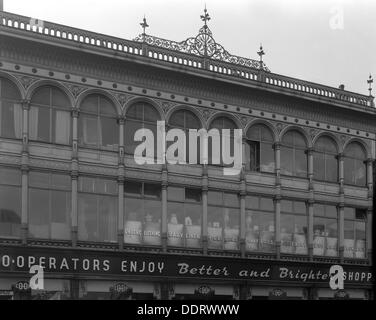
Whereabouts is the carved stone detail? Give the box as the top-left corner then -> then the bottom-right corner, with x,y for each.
64,83 -> 87,99
13,74 -> 38,89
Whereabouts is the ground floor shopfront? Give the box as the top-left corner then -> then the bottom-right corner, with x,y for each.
0,245 -> 373,300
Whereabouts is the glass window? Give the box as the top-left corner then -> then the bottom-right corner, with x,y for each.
78,177 -> 118,243
125,102 -> 160,158
208,117 -> 237,166
344,143 -> 366,186
313,204 -> 338,257
280,200 -> 307,254
344,208 -> 366,259
29,172 -> 71,240
0,78 -> 22,139
208,191 -> 239,251
79,95 -> 118,150
246,124 -> 275,173
167,186 -> 202,248
245,196 -> 275,253
168,109 -> 202,163
124,181 -> 162,246
314,136 -> 338,182
281,130 -> 307,178
29,86 -> 71,145
0,167 -> 21,238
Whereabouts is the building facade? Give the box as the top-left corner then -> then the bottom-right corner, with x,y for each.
0,8 -> 374,300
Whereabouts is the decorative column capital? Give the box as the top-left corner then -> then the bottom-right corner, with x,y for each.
21,99 -> 30,110
306,147 -> 314,156
307,199 -> 315,206
337,153 -> 345,161
118,116 -> 126,125
273,142 -> 281,150
71,108 -> 80,118
337,202 -> 345,209
366,158 -> 374,165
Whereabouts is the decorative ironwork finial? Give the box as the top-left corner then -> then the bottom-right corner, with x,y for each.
367,74 -> 373,96
200,5 -> 211,29
257,44 -> 265,63
140,15 -> 149,38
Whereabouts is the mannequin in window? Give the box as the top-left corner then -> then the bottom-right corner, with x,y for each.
246,213 -> 252,230
170,214 -> 178,225
185,216 -> 193,226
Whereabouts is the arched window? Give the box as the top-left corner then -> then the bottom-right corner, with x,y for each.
168,109 -> 201,163
0,77 -> 22,139
30,86 -> 71,144
209,116 -> 237,165
344,142 -> 366,186
281,130 -> 307,177
246,124 -> 275,173
125,102 -> 160,156
79,94 -> 118,150
313,136 -> 338,182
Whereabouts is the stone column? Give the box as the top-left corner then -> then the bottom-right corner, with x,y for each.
161,165 -> 168,252
366,208 -> 372,262
21,99 -> 30,153
307,147 -> 314,188
71,109 -> 79,159
274,195 -> 281,259
71,167 -> 78,247
366,158 -> 373,195
118,173 -> 125,250
21,164 -> 29,245
239,170 -> 246,257
202,165 -> 209,254
338,203 -> 345,263
338,153 -> 345,192
118,117 -> 125,165
307,199 -> 314,260
273,142 -> 281,186
20,100 -> 30,244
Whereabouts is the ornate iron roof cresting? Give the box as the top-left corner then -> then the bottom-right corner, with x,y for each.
133,6 -> 270,72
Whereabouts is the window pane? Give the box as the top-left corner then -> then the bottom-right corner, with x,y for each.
124,198 -> 143,245
98,195 -> 117,242
0,185 -> 21,238
29,172 -> 50,188
79,116 -> 98,146
281,147 -> 293,176
294,201 -> 306,214
51,174 -> 71,191
167,202 -> 184,247
53,110 -> 71,145
0,168 -> 21,185
52,87 -> 70,108
208,206 -> 223,250
326,155 -> 338,182
246,196 -> 259,209
208,191 -> 222,205
295,149 -> 307,177
260,198 -> 274,211
51,191 -> 71,240
99,96 -> 116,116
144,184 -> 161,199
224,193 -> 239,208
313,153 -> 325,181
144,199 -> 161,246
224,207 -> 239,250
184,203 -> 202,248
36,107 -> 51,142
100,117 -> 118,148
260,143 -> 275,173
185,188 -> 202,202
29,188 -> 50,239
78,193 -> 98,241
281,200 -> 293,213
168,187 -> 184,201
124,181 -> 142,196
1,78 -> 20,99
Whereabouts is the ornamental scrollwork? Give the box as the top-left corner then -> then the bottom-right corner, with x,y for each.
13,74 -> 38,90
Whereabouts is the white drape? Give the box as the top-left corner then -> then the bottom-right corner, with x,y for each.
29,106 -> 39,140
55,110 -> 70,144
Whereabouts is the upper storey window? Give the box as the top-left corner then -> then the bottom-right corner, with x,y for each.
30,86 -> 71,145
79,94 -> 118,150
281,130 -> 308,178
0,77 -> 22,139
344,142 -> 367,186
125,102 -> 160,157
208,116 -> 237,165
246,124 -> 275,173
168,109 -> 201,163
313,136 -> 338,182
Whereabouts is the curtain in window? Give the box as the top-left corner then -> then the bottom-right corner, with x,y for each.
82,117 -> 98,146
55,110 -> 70,144
13,103 -> 22,139
29,107 -> 39,140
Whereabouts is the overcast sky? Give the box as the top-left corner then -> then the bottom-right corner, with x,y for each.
4,0 -> 376,95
